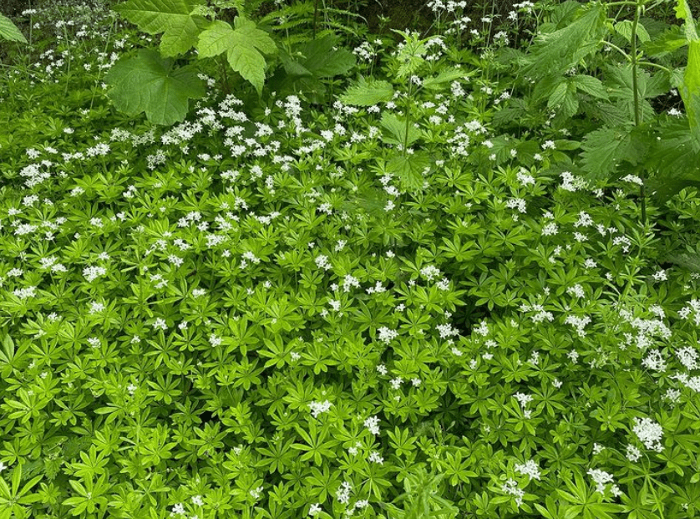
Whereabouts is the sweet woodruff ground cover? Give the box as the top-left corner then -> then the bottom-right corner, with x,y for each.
1,0 -> 700,518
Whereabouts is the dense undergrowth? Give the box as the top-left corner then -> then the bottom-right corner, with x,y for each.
2,0 -> 700,518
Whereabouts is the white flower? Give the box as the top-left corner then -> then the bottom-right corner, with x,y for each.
364,416 -> 380,435
309,400 -> 333,418
588,468 -> 614,494
632,417 -> 664,452
515,459 -> 541,480
626,444 -> 642,462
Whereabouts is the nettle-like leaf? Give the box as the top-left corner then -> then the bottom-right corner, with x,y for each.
387,152 -> 430,191
197,17 -> 276,96
114,0 -> 207,57
340,76 -> 394,106
614,20 -> 651,44
0,13 -> 27,43
522,3 -> 607,77
580,126 -> 647,181
380,113 -> 421,147
105,49 -> 205,125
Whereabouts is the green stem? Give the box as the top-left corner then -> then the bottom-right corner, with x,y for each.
404,98 -> 411,155
313,0 -> 319,38
630,0 -> 646,225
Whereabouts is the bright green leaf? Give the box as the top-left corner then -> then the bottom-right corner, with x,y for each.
0,13 -> 27,43
105,49 -> 205,125
114,0 -> 207,56
340,76 -> 394,106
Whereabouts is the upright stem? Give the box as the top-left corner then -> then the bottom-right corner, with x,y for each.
313,0 -> 320,38
403,83 -> 413,156
630,0 -> 646,225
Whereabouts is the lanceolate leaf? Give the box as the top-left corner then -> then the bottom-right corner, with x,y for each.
114,0 -> 207,57
105,49 -> 205,125
0,13 -> 27,43
197,18 -> 276,96
340,76 -> 394,106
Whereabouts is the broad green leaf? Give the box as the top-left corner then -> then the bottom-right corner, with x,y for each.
681,41 -> 700,143
522,4 -> 607,77
114,0 -> 207,56
663,251 -> 700,272
572,74 -> 609,99
548,82 -> 568,109
340,76 -> 394,106
614,20 -> 651,43
197,18 -> 276,95
380,112 -> 421,147
675,0 -> 698,40
0,13 -> 26,43
387,152 -> 430,191
642,26 -> 688,57
580,126 -> 646,180
297,34 -> 355,78
105,49 -> 205,125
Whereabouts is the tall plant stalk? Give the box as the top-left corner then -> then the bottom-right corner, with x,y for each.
630,0 -> 647,225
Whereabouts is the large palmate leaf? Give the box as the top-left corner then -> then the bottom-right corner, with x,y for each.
0,13 -> 26,43
104,49 -> 205,125
114,0 -> 207,57
197,17 -> 276,96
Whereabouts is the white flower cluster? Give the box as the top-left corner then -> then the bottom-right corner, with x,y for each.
587,469 -> 621,496
632,417 -> 664,452
377,327 -> 398,344
514,460 -> 541,481
364,415 -> 380,435
676,346 -> 699,370
501,479 -> 524,507
309,400 -> 333,418
336,481 -> 352,504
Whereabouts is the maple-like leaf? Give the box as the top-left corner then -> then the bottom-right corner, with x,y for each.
197,17 -> 276,96
114,0 -> 207,57
105,49 -> 205,125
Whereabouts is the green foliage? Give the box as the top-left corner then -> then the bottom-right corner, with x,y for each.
0,12 -> 26,43
340,76 -> 395,105
104,49 -> 206,125
3,1 -> 700,519
197,17 -> 276,95
114,0 -> 208,57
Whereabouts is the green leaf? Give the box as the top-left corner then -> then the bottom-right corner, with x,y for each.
380,113 -> 421,147
422,67 -> 472,89
572,74 -> 609,99
105,49 -> 205,125
580,126 -> 645,180
664,251 -> 700,272
681,41 -> 700,143
197,18 -> 276,95
387,152 -> 430,191
522,4 -> 607,77
614,20 -> 651,43
297,34 -> 355,78
114,0 -> 207,57
642,26 -> 688,57
340,76 -> 394,106
676,0 -> 698,40
0,13 -> 27,43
